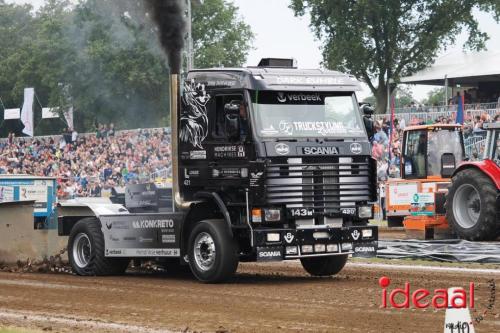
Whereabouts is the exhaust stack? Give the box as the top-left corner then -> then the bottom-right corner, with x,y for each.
170,74 -> 190,210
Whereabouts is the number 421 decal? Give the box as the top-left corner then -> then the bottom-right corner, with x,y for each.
290,208 -> 313,217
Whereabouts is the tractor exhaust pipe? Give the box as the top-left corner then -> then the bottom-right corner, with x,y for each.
170,74 -> 190,210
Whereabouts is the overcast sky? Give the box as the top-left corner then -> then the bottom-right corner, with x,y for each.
9,0 -> 500,101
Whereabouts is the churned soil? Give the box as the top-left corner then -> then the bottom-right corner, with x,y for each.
0,261 -> 498,333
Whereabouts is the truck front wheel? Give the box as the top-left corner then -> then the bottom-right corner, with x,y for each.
187,220 -> 238,283
300,255 -> 348,277
68,217 -> 129,276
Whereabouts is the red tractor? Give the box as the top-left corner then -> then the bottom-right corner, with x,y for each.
446,122 -> 500,241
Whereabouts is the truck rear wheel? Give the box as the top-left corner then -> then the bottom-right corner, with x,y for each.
68,217 -> 129,275
187,220 -> 238,283
300,255 -> 348,277
446,169 -> 499,241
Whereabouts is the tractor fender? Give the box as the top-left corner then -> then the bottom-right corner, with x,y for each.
452,160 -> 500,190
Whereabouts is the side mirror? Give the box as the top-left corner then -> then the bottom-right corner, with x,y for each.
224,102 -> 240,141
441,153 -> 456,178
361,104 -> 374,116
364,117 -> 375,141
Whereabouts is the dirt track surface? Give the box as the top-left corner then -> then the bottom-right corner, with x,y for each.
0,262 -> 499,333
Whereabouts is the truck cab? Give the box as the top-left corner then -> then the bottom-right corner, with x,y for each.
59,59 -> 378,282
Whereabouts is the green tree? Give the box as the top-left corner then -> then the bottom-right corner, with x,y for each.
0,0 -> 254,134
192,0 -> 254,68
422,87 -> 446,106
393,86 -> 415,108
290,0 -> 500,113
363,85 -> 415,110
0,0 -> 37,108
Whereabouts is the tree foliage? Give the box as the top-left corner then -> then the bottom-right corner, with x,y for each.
422,87 -> 446,106
0,0 -> 253,134
291,0 -> 500,113
363,85 -> 415,109
192,0 -> 254,68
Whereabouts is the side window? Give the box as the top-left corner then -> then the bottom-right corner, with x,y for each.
212,94 -> 243,139
404,130 -> 427,179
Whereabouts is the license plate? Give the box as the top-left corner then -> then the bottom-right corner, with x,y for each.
352,241 -> 377,258
256,246 -> 283,261
289,208 -> 314,217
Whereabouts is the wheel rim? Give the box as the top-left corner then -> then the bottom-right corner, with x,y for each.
193,232 -> 216,271
452,184 -> 481,229
73,233 -> 92,268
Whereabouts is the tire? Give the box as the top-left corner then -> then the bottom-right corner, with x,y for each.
187,220 -> 238,283
300,255 -> 348,277
445,169 -> 499,241
68,217 -> 129,275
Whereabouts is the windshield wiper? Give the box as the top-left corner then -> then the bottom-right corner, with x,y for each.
324,138 -> 345,142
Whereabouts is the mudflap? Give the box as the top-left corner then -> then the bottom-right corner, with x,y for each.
99,213 -> 184,258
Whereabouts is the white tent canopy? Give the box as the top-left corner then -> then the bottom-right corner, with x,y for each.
401,50 -> 500,86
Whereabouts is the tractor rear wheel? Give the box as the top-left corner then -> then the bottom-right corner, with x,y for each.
68,217 -> 130,275
446,169 -> 498,241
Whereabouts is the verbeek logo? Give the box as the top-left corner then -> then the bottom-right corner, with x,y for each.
379,276 -> 474,309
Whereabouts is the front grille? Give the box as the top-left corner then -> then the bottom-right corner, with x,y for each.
266,156 -> 376,214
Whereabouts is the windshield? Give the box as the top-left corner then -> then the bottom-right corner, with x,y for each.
427,129 -> 464,176
251,91 -> 365,138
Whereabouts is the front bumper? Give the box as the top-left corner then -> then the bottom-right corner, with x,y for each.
253,225 -> 378,261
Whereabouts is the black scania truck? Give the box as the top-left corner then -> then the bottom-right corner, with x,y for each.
59,59 -> 378,282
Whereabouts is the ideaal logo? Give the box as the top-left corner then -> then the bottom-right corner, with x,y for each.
379,276 -> 475,309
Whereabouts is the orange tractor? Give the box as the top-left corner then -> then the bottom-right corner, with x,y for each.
386,124 -> 465,238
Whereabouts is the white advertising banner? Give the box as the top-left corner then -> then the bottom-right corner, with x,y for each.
19,185 -> 47,202
4,108 -> 20,120
21,88 -> 34,136
42,107 -> 59,119
0,186 -> 14,203
388,182 -> 419,205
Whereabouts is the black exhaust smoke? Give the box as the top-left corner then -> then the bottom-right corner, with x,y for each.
145,0 -> 186,74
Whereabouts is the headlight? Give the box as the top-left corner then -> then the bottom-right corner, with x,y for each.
326,244 -> 339,252
362,228 -> 373,238
314,244 -> 326,252
266,233 -> 280,242
301,245 -> 313,253
358,205 -> 373,218
341,243 -> 353,251
264,208 -> 281,222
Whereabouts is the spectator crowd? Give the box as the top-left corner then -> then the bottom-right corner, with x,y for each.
0,105 -> 499,203
0,126 -> 171,199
